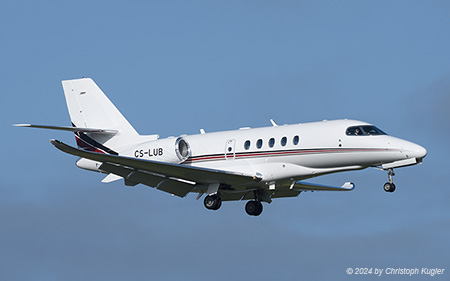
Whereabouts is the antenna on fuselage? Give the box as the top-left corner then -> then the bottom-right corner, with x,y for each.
270,119 -> 278,127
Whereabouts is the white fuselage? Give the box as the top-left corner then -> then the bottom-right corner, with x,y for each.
119,119 -> 427,186
20,78 -> 429,216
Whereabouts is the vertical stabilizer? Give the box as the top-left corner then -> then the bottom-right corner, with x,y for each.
61,78 -> 140,152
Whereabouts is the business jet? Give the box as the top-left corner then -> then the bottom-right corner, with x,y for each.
15,78 -> 427,216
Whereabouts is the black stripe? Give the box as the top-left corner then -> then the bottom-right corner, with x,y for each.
187,147 -> 390,161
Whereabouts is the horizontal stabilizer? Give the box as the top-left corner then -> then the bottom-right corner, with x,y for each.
13,124 -> 118,134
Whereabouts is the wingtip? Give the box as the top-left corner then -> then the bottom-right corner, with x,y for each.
49,139 -> 61,145
341,182 -> 355,190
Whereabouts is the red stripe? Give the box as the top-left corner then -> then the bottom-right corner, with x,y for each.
185,148 -> 391,163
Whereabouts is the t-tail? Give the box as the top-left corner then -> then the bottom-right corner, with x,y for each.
63,78 -> 140,154
14,78 -> 158,154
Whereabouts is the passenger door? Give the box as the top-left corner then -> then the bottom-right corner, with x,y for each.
225,139 -> 236,160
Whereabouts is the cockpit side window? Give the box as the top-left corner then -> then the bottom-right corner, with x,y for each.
346,126 -> 363,136
362,126 -> 386,135
346,125 -> 387,136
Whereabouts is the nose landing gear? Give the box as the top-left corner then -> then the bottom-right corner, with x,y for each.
383,168 -> 396,193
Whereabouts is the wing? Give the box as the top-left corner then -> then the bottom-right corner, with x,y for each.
50,140 -> 259,197
293,181 -> 355,191
220,181 -> 355,202
50,140 -> 353,200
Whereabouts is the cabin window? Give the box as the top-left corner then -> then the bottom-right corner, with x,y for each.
346,125 -> 387,136
281,136 -> 287,146
257,139 -> 263,149
244,140 -> 251,150
293,135 -> 299,145
269,138 -> 275,148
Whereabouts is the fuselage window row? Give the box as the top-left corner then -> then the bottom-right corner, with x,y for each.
244,135 -> 300,150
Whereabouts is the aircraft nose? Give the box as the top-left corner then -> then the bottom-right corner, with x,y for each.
411,143 -> 427,160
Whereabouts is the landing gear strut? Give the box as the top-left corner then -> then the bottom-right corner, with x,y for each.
383,168 -> 396,193
204,194 -> 222,210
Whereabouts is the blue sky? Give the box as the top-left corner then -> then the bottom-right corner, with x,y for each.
2,1 -> 450,280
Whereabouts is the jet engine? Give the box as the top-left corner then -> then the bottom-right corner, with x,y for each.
127,136 -> 191,164
75,136 -> 191,173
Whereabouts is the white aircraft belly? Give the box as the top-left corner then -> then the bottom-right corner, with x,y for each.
187,152 -> 368,183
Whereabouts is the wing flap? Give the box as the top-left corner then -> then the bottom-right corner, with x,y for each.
220,191 -> 248,201
270,190 -> 302,198
99,163 -> 164,187
219,188 -> 302,201
99,162 -> 193,197
156,179 -> 194,197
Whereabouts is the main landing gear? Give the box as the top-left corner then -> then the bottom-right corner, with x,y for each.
203,193 -> 264,216
383,168 -> 396,193
204,194 -> 222,210
245,200 -> 263,216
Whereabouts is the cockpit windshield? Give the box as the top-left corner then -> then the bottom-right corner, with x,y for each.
346,125 -> 387,136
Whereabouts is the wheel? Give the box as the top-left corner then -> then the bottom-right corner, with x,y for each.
245,200 -> 257,215
390,183 -> 396,192
255,201 -> 263,215
204,195 -> 221,210
213,198 -> 222,210
245,201 -> 263,216
383,182 -> 396,193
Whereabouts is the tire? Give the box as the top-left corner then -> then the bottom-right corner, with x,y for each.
389,183 -> 396,193
383,182 -> 396,193
254,201 -> 263,216
384,182 -> 391,192
212,197 -> 222,210
245,201 -> 263,216
204,195 -> 221,210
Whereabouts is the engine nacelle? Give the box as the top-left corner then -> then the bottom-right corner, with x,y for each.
122,137 -> 191,164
